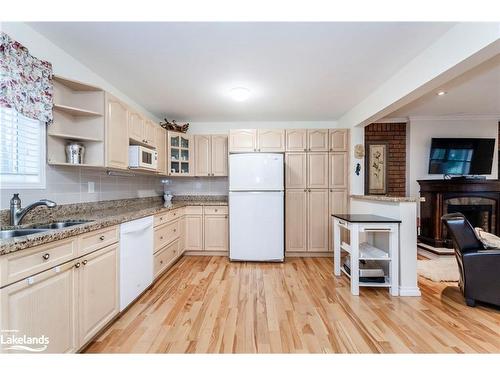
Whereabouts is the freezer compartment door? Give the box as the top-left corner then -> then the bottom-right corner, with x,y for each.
229,191 -> 284,261
229,153 -> 284,191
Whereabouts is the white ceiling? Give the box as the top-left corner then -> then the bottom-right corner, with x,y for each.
29,22 -> 455,121
389,53 -> 500,118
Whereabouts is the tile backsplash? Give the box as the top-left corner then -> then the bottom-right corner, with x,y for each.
164,177 -> 228,196
0,165 -> 164,209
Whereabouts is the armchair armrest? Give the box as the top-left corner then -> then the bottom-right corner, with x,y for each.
462,250 -> 500,306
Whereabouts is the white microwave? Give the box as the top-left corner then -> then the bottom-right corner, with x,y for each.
128,145 -> 158,170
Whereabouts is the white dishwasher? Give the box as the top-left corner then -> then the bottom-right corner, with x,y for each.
119,216 -> 154,311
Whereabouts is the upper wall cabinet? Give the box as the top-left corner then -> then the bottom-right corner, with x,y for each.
105,93 -> 129,170
229,129 -> 257,152
286,129 -> 308,152
168,132 -> 193,176
329,129 -> 349,152
211,135 -> 228,176
229,129 -> 284,153
128,113 -> 156,148
155,126 -> 167,176
257,129 -> 285,152
194,135 -> 228,177
307,129 -> 329,152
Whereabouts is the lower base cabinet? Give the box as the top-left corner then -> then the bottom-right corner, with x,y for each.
154,240 -> 180,279
185,206 -> 228,252
0,229 -> 119,353
0,261 -> 78,353
185,213 -> 204,251
78,244 -> 119,347
204,214 -> 228,251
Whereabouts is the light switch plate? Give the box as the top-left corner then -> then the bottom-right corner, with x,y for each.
88,181 -> 95,193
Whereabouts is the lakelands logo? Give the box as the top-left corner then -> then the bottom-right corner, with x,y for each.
0,330 -> 49,352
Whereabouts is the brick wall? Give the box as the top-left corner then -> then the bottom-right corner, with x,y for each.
364,123 -> 406,196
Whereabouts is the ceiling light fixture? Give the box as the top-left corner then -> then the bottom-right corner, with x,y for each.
437,90 -> 447,96
229,87 -> 251,102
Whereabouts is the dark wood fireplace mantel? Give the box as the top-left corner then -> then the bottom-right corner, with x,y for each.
418,179 -> 500,248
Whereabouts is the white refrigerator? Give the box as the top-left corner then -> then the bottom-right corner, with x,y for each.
229,153 -> 284,262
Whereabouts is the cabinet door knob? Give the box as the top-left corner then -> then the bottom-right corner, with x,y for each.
82,260 -> 88,266
173,229 -> 176,232
304,189 -> 307,192
160,260 -> 163,264
214,209 -> 218,212
160,236 -> 164,240
74,262 -> 81,269
225,215 -> 228,219
42,253 -> 50,260
160,217 -> 163,220
304,148 -> 307,151
99,235 -> 105,241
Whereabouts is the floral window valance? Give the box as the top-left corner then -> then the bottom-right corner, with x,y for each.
0,32 -> 53,124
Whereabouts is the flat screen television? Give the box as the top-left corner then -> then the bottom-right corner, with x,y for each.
428,138 -> 495,175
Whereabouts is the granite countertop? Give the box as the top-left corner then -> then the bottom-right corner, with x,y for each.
0,196 -> 227,256
350,195 -> 425,203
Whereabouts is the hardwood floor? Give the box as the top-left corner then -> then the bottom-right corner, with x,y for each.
84,256 -> 500,353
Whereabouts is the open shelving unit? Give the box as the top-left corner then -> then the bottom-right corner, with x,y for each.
47,75 -> 105,167
333,216 -> 400,296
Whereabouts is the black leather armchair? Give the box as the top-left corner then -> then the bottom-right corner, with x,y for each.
441,213 -> 500,307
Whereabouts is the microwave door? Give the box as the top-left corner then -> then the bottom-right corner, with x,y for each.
141,150 -> 152,166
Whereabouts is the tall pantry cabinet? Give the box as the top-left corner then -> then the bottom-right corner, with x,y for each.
285,129 -> 349,254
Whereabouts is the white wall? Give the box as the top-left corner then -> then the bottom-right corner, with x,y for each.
0,23 -> 164,209
187,121 -> 338,134
407,116 -> 499,197
2,23 -> 159,121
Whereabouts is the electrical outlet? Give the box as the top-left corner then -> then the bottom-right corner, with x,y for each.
88,181 -> 95,193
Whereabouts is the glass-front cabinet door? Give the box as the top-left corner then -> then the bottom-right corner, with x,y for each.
168,131 -> 192,176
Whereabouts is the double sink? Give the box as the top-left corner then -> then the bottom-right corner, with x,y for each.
0,220 -> 92,240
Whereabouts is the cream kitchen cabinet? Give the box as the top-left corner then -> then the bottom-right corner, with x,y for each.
194,135 -> 228,176
285,129 -> 308,152
257,129 -> 285,152
285,189 -> 329,253
211,135 -> 228,176
285,190 -> 308,252
285,152 -> 329,189
229,129 -> 257,152
128,113 -> 156,147
229,129 -> 284,152
329,152 -> 348,189
168,131 -> 193,176
128,111 -> 145,144
77,243 -> 119,347
183,206 -> 228,252
307,153 -> 329,189
0,261 -> 78,353
307,189 -> 329,252
307,129 -> 329,151
0,226 -> 120,353
105,93 -> 129,170
185,208 -> 204,251
203,213 -> 228,251
285,153 -> 307,189
155,126 -> 167,175
329,129 -> 348,151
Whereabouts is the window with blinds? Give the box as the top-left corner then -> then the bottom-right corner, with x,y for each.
0,107 -> 46,188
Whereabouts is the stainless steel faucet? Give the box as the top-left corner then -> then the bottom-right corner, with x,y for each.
10,194 -> 57,226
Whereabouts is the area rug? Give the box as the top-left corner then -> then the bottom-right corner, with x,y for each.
417,257 -> 459,282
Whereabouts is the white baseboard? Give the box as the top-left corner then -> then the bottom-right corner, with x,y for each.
399,287 -> 422,297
